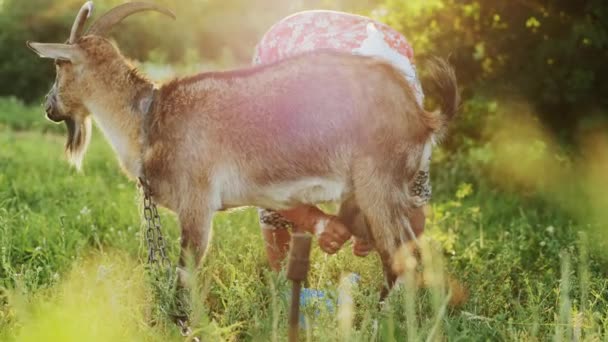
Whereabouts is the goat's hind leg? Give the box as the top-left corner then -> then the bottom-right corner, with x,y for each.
337,197 -> 375,257
352,165 -> 420,299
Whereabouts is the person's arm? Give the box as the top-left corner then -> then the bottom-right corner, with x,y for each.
279,206 -> 352,254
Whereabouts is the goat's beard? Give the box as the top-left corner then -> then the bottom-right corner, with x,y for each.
65,116 -> 91,170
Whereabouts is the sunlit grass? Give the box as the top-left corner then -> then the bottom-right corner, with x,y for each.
11,252 -> 158,342
468,100 -> 608,254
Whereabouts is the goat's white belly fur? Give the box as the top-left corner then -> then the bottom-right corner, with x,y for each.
254,178 -> 349,209
215,171 -> 350,210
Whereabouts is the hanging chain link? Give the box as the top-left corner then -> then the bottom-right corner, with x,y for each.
141,186 -> 171,272
139,177 -> 200,342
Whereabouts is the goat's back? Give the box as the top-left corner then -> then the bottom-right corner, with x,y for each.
153,51 -> 430,186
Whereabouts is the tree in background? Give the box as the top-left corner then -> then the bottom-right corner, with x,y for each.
374,0 -> 608,136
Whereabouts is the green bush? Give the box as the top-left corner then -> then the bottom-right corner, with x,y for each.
373,0 -> 608,138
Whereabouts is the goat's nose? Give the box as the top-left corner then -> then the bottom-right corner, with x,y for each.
44,95 -> 53,111
44,101 -> 53,115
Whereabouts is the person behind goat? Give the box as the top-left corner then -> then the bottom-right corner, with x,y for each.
251,10 -> 432,271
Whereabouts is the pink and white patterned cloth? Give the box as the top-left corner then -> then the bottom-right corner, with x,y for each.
253,10 -> 424,105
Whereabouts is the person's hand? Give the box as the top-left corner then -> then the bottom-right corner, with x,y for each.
278,206 -> 351,254
352,237 -> 374,257
317,216 -> 352,254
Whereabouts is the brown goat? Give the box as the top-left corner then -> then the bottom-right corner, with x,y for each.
26,2 -> 459,297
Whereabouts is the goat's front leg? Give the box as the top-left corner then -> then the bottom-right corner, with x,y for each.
165,202 -> 214,335
176,203 -> 214,289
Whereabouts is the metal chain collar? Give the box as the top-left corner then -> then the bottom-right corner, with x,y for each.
138,177 -> 199,342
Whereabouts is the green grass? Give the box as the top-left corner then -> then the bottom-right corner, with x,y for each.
1,98 -> 608,341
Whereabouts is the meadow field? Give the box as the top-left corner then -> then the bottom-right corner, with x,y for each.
1,95 -> 607,341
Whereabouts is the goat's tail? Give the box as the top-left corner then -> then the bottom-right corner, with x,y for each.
420,57 -> 460,139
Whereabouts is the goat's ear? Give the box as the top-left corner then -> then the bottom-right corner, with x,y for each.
26,42 -> 83,63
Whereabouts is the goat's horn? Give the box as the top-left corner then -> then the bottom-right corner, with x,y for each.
69,1 -> 94,43
86,2 -> 175,37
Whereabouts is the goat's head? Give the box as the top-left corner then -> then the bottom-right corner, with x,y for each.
26,1 -> 174,169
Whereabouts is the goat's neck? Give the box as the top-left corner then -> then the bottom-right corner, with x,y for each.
84,69 -> 153,179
